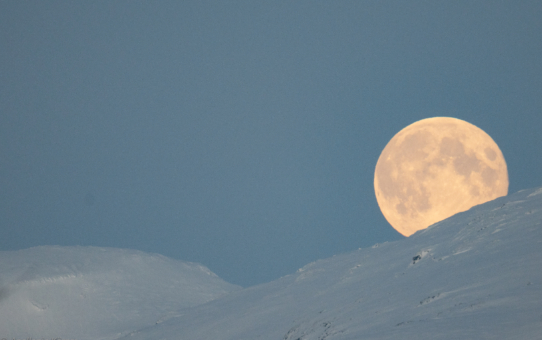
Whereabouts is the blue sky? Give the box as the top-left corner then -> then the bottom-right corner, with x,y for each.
1,1 -> 541,287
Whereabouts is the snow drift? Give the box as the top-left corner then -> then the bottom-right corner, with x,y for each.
122,187 -> 542,339
0,246 -> 240,339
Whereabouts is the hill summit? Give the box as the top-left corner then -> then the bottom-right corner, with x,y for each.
0,246 -> 240,339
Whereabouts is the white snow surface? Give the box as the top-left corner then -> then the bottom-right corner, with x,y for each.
0,246 -> 240,339
2,187 -> 542,340
122,187 -> 542,340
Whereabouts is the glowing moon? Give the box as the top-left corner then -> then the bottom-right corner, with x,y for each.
374,117 -> 508,237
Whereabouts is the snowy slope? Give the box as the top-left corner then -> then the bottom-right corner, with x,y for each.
0,246 -> 240,340
122,187 -> 542,340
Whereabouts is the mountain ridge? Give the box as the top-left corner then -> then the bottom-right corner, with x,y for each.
1,187 -> 540,339
122,186 -> 542,340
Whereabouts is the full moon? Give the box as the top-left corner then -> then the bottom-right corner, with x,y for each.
374,117 -> 508,237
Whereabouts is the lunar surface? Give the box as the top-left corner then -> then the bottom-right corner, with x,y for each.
374,117 -> 508,236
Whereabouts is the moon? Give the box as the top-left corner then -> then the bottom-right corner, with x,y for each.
374,117 -> 508,237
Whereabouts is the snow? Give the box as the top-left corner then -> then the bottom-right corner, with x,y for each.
2,186 -> 542,340
121,187 -> 542,340
0,246 -> 240,339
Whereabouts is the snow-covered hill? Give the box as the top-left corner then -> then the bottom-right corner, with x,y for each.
122,187 -> 542,340
2,187 -> 541,340
0,246 -> 240,339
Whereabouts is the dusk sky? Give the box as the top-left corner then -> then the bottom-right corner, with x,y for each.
1,1 -> 541,287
